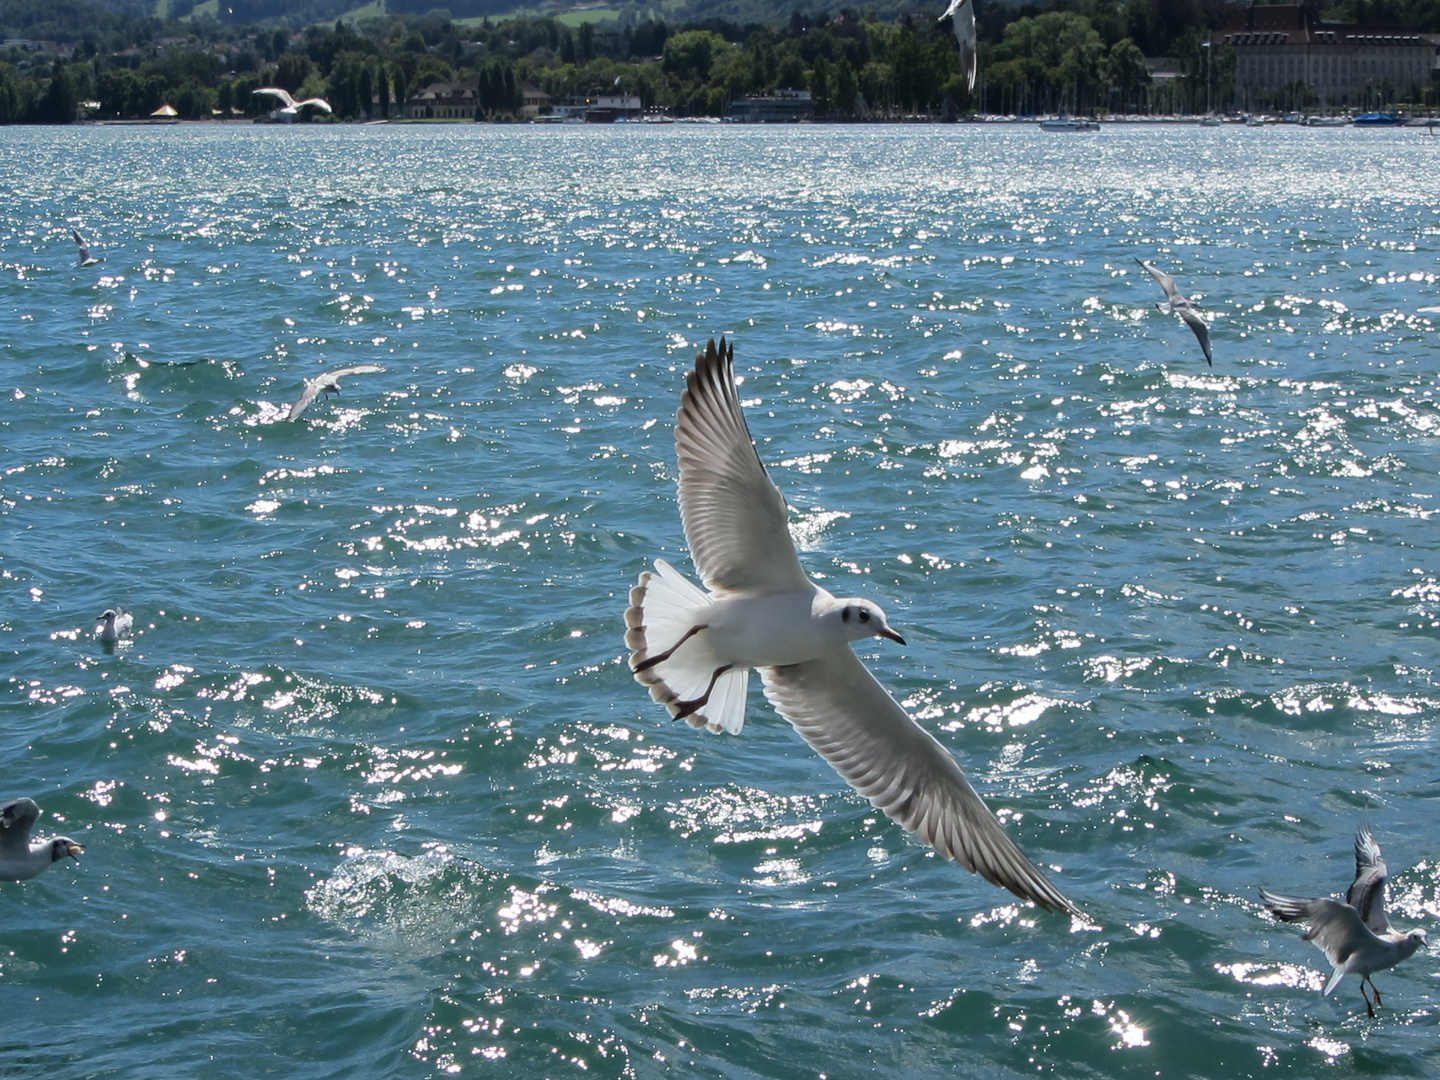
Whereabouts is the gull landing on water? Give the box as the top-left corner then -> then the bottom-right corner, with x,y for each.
1261,826 -> 1427,1017
1137,258 -> 1213,365
940,0 -> 978,92
625,338 -> 1078,915
0,798 -> 83,882
72,229 -> 99,268
97,607 -> 132,649
287,365 -> 386,421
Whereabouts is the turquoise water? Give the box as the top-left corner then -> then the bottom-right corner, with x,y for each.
2,121 -> 1439,1078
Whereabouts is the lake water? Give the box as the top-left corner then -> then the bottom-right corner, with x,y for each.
2,120 -> 1439,1079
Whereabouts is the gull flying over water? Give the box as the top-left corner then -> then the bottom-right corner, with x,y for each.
940,0 -> 978,93
253,87 -> 333,122
0,798 -> 83,882
1261,826 -> 1427,1017
1136,258 -> 1212,365
72,229 -> 99,268
287,364 -> 386,421
625,338 -> 1077,915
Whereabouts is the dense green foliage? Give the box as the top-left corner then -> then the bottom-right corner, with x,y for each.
1,0 -> 1436,124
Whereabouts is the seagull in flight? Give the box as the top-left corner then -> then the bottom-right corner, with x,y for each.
625,338 -> 1077,915
72,229 -> 99,268
0,798 -> 83,882
253,87 -> 334,121
287,364 -> 386,421
1136,258 -> 1212,365
1261,826 -> 1427,1017
940,0 -> 978,93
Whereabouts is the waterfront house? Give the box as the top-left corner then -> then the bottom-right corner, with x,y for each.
403,77 -> 479,120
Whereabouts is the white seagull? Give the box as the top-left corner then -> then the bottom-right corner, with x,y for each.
0,798 -> 83,882
72,228 -> 99,268
287,364 -> 386,421
625,338 -> 1077,915
1136,258 -> 1213,365
253,87 -> 333,122
97,607 -> 132,648
940,0 -> 978,93
1261,826 -> 1427,1017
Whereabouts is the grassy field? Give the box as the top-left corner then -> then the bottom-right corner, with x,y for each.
170,0 -> 676,30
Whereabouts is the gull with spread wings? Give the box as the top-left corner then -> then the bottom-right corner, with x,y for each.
625,338 -> 1077,915
253,87 -> 334,122
287,364 -> 386,421
1136,258 -> 1212,365
1261,826 -> 1427,1017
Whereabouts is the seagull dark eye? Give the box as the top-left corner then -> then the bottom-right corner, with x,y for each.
858,609 -> 871,623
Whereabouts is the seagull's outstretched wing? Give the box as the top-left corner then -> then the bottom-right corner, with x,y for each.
296,98 -> 333,114
676,338 -> 810,593
1136,258 -> 1181,304
287,378 -> 325,421
1137,258 -> 1212,365
762,649 -> 1077,914
940,0 -> 978,92
1260,890 -> 1378,995
324,364 -> 386,380
1177,307 -> 1213,365
253,87 -> 296,108
1347,827 -> 1391,934
0,798 -> 39,854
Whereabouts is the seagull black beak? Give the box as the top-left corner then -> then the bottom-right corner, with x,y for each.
880,628 -> 906,646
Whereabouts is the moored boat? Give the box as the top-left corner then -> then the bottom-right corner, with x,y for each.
1040,116 -> 1100,131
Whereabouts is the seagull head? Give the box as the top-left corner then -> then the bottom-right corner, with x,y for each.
1409,928 -> 1428,949
99,609 -> 117,624
837,600 -> 906,646
48,837 -> 83,864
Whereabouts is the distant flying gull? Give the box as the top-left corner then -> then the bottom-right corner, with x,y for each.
287,364 -> 386,421
0,798 -> 83,882
625,338 -> 1077,915
72,229 -> 99,268
1136,258 -> 1213,365
97,608 -> 132,648
1260,826 -> 1427,1017
253,87 -> 334,122
940,0 -> 978,93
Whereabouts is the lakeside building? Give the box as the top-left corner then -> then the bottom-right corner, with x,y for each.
520,85 -> 550,119
549,94 -> 643,122
730,89 -> 814,123
403,77 -> 478,119
1220,0 -> 1439,108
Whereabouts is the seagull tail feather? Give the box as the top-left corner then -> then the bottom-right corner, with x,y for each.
626,559 -> 750,734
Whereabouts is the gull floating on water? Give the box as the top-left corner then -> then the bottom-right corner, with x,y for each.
72,229 -> 99,268
0,798 -> 83,882
625,338 -> 1077,915
1136,258 -> 1212,365
940,0 -> 978,93
287,364 -> 386,421
253,87 -> 333,122
1261,826 -> 1427,1017
97,607 -> 132,648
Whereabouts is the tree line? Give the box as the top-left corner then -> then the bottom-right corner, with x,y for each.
2,0 -> 1438,125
